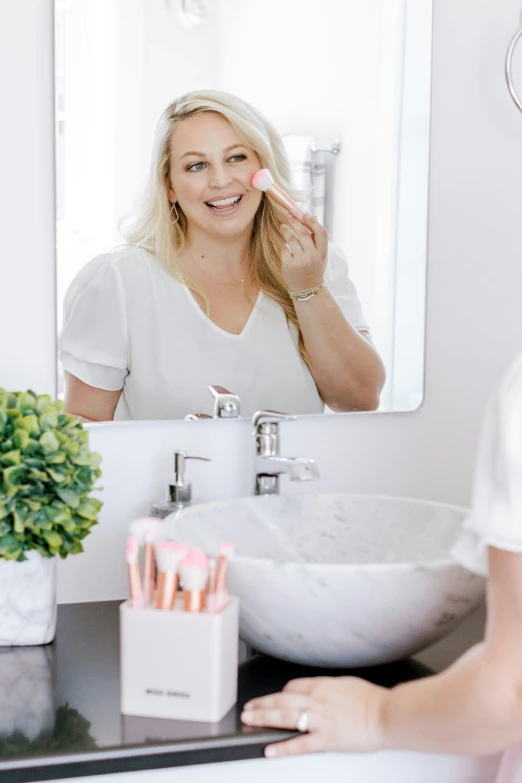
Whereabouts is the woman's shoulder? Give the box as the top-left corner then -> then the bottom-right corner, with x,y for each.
69,246 -> 158,292
95,244 -> 156,274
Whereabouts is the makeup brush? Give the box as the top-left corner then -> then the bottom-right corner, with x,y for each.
206,556 -> 218,614
215,542 -> 234,612
154,541 -> 189,611
251,169 -> 306,221
179,549 -> 209,613
129,517 -> 166,604
126,537 -> 144,609
128,516 -> 166,543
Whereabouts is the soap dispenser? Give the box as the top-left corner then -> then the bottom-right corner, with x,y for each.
150,451 -> 210,519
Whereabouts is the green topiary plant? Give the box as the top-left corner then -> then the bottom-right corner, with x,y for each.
0,389 -> 102,562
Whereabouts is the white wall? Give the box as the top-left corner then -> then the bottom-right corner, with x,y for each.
0,0 -> 57,395
1,0 -> 522,602
218,0 -> 430,386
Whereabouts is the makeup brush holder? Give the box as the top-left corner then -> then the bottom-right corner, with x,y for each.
120,597 -> 239,722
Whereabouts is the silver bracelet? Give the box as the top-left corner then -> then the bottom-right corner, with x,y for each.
288,280 -> 327,302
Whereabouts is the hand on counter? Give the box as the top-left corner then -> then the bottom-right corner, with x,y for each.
241,675 -> 387,757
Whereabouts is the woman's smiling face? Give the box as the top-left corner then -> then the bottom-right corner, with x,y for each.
167,112 -> 263,239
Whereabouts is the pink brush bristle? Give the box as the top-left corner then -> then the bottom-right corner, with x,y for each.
179,549 -> 209,592
126,537 -> 138,561
219,542 -> 235,556
157,541 -> 189,554
181,548 -> 208,569
252,170 -> 266,187
251,169 -> 273,191
129,516 -> 164,544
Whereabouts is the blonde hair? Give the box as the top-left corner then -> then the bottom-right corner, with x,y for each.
119,89 -> 310,364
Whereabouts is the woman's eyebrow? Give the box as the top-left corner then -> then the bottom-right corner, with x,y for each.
180,144 -> 247,160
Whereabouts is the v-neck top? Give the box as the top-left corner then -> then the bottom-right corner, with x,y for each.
58,243 -> 369,420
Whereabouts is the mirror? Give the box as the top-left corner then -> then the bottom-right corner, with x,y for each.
54,0 -> 432,421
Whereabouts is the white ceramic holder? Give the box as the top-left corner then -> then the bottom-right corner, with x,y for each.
120,597 -> 239,722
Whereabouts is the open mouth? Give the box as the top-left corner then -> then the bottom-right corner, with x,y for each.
205,195 -> 243,214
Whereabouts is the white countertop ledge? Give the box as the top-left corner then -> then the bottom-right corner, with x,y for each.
56,749 -> 502,783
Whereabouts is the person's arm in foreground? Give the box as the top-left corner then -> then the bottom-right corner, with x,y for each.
241,545 -> 522,757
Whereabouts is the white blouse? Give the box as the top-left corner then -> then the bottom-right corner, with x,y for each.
451,352 -> 522,576
58,243 -> 369,420
450,352 -> 522,783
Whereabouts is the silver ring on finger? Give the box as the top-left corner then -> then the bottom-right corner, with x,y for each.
296,711 -> 309,732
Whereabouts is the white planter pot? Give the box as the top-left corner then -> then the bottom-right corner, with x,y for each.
0,551 -> 57,646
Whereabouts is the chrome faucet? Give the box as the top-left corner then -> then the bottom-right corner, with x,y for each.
252,411 -> 320,496
185,385 -> 241,420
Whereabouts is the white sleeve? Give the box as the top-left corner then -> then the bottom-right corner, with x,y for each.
325,243 -> 370,332
451,352 -> 522,576
58,255 -> 128,391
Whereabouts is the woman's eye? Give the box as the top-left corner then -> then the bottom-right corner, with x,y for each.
229,154 -> 246,162
187,162 -> 206,172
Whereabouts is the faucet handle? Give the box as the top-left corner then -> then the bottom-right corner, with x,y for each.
252,410 -> 297,431
209,385 -> 241,418
252,411 -> 297,458
184,413 -> 213,420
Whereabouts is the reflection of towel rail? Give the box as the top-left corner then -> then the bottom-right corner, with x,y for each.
310,140 -> 342,155
505,9 -> 522,113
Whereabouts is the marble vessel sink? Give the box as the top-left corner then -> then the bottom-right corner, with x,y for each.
168,494 -> 486,667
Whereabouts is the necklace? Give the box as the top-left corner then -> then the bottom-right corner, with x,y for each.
187,247 -> 246,288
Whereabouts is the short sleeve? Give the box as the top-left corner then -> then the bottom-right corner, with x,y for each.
58,255 -> 128,391
451,353 -> 522,576
325,243 -> 370,332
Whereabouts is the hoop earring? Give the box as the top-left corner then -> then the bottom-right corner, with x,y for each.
169,201 -> 180,226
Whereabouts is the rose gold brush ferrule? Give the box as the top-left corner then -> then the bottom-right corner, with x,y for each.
128,562 -> 144,609
156,572 -> 179,611
267,184 -> 306,221
205,557 -> 217,613
215,556 -> 228,593
143,541 -> 155,604
215,554 -> 230,612
183,590 -> 206,613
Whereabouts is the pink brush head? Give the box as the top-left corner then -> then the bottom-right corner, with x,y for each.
156,541 -> 189,554
179,548 -> 209,591
219,542 -> 235,557
251,169 -> 274,192
251,169 -> 305,221
180,548 -> 208,570
155,540 -> 188,558
126,536 -> 139,562
128,516 -> 164,545
154,540 -> 189,572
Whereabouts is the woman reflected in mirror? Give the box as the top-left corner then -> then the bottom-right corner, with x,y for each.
59,90 -> 385,421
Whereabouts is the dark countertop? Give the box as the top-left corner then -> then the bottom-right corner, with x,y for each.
0,601 -> 461,782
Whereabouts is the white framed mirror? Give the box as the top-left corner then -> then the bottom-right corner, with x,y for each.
54,0 -> 432,421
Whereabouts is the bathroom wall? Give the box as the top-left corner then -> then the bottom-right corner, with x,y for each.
217,0 -> 431,409
1,0 -> 522,602
0,0 -> 57,394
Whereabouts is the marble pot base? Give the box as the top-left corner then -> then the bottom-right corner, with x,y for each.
0,645 -> 56,737
0,551 -> 57,646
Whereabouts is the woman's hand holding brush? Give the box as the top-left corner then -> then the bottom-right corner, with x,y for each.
251,169 -> 328,294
